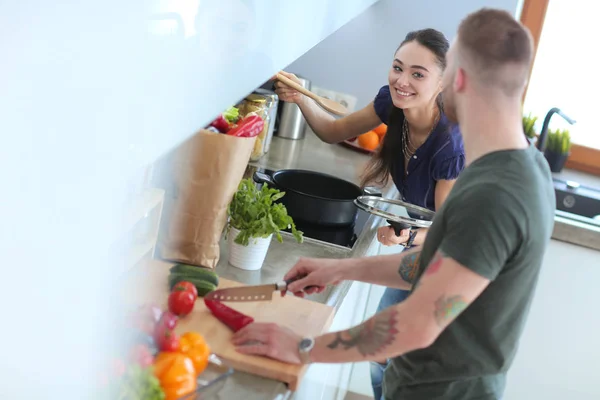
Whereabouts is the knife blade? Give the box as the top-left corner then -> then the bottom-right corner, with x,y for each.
204,275 -> 317,302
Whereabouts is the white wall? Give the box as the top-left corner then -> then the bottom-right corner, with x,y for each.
0,1 -> 383,398
286,0 -> 521,109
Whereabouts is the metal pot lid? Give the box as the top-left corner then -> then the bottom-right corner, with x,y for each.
354,195 -> 435,229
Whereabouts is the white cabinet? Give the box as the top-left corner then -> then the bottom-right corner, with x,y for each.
504,240 -> 600,399
293,280 -> 372,400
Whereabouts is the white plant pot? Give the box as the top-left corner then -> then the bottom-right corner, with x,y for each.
227,227 -> 273,271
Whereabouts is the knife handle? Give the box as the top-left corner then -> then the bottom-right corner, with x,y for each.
283,274 -> 319,291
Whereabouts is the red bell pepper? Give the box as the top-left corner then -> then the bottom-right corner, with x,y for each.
209,114 -> 231,133
226,115 -> 264,138
204,298 -> 254,332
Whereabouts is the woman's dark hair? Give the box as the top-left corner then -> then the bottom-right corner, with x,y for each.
360,29 -> 450,188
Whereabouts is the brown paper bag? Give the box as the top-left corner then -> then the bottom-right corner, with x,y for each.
153,129 -> 256,268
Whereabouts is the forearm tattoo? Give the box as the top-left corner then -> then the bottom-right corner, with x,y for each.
326,308 -> 399,357
398,252 -> 421,283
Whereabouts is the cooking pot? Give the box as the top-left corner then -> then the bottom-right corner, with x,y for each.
253,169 -> 369,227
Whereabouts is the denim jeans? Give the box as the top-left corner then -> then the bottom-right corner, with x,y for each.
370,287 -> 411,400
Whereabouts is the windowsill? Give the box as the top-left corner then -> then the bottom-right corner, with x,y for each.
564,143 -> 600,177
528,136 -> 600,177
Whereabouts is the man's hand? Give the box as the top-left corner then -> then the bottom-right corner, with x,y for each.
283,258 -> 345,297
232,323 -> 303,364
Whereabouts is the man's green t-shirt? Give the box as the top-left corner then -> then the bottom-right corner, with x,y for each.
383,144 -> 556,399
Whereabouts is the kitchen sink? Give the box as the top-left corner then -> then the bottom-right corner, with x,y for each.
553,178 -> 600,225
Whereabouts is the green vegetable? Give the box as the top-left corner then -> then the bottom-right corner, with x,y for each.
168,274 -> 217,296
116,365 -> 165,400
223,106 -> 240,124
169,264 -> 219,286
226,178 -> 303,246
546,127 -> 571,154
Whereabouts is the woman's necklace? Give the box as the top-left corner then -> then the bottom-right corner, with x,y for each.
402,111 -> 440,162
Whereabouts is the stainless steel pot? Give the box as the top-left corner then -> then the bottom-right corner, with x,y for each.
275,76 -> 311,140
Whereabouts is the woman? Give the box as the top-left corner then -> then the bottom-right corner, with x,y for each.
274,29 -> 464,400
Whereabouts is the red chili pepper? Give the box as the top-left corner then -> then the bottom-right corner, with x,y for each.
226,115 -> 264,138
204,298 -> 254,332
209,114 -> 231,133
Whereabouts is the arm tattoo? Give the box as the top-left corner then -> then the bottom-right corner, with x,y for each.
434,295 -> 467,327
414,251 -> 445,289
424,252 -> 444,275
326,308 -> 399,357
398,252 -> 421,283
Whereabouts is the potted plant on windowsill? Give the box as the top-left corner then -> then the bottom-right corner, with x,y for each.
225,178 -> 303,270
523,112 -> 538,145
544,128 -> 571,173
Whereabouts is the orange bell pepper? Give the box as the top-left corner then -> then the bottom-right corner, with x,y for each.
179,332 -> 211,376
153,352 -> 197,400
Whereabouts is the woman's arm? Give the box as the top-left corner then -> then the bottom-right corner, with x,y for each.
274,71 -> 382,143
297,97 -> 382,144
434,179 -> 456,210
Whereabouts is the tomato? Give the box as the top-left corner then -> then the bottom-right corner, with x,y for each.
155,325 -> 180,352
168,288 -> 196,317
173,281 -> 198,299
158,311 -> 178,330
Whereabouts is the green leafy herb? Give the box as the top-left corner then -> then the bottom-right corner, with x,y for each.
223,106 -> 240,124
103,365 -> 165,400
227,178 -> 303,246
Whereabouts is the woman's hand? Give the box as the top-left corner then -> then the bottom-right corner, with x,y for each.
377,225 -> 410,246
272,71 -> 304,104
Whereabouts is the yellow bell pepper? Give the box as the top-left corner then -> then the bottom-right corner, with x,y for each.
179,332 -> 211,376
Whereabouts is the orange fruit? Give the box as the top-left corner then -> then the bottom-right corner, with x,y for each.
357,131 -> 380,151
373,124 -> 387,138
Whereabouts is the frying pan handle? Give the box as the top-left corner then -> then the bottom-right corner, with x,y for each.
253,171 -> 276,186
387,220 -> 410,236
363,186 -> 382,197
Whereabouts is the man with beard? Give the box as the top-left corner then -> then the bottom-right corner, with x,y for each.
231,8 -> 556,400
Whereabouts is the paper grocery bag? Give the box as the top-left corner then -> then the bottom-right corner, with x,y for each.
153,129 -> 256,269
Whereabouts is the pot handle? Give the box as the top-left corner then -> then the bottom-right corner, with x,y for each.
253,171 -> 276,186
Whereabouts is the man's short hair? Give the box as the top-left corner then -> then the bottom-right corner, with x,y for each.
457,8 -> 534,96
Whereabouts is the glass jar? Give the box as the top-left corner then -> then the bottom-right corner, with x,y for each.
239,94 -> 271,161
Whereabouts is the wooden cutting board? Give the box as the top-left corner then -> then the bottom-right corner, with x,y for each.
123,260 -> 335,390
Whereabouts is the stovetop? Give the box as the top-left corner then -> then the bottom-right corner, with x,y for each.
253,167 -> 372,249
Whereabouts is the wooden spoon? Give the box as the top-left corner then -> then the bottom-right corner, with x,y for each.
276,73 -> 349,116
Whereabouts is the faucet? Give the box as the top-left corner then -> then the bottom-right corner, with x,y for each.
536,107 -> 576,152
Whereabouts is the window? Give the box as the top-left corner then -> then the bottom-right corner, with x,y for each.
521,0 -> 600,175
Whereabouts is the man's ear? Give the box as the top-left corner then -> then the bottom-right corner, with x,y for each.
454,68 -> 466,93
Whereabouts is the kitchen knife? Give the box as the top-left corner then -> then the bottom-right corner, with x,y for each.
204,275 -> 318,302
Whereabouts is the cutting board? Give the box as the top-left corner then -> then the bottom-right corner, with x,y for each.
123,260 -> 335,390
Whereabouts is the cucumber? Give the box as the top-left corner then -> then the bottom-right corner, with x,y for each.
169,274 -> 217,297
169,264 -> 219,286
